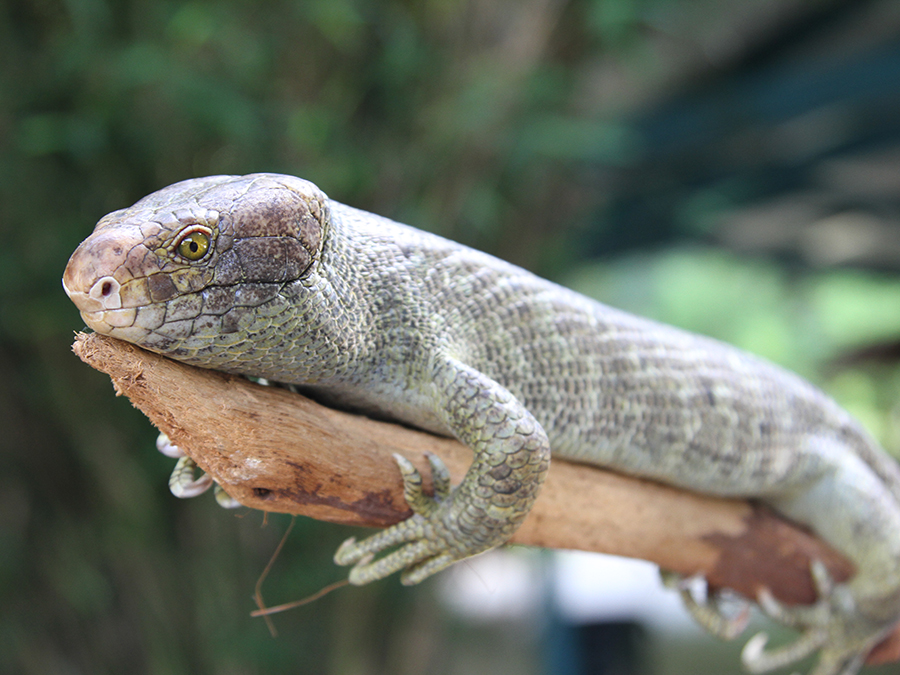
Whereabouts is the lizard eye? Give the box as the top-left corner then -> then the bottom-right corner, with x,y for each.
175,228 -> 211,261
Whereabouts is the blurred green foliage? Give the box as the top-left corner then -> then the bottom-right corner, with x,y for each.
2,0 -> 899,673
1,1 -> 653,672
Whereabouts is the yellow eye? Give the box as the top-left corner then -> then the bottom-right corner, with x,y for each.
176,230 -> 210,261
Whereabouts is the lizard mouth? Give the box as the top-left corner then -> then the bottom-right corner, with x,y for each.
77,308 -> 148,341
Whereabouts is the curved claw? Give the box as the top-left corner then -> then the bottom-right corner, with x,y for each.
810,560 -> 835,599
661,570 -> 750,640
747,592 -> 876,675
213,483 -> 242,509
156,432 -> 185,458
742,629 -> 827,674
744,559 -> 895,675
425,453 -> 452,501
759,588 -> 829,629
755,560 -> 852,629
393,454 -> 436,517
393,452 -> 454,517
168,456 -> 213,498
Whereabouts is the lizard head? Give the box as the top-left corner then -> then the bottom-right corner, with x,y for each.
63,173 -> 329,356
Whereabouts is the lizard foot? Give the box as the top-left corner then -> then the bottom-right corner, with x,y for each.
158,433 -> 241,508
661,570 -> 750,640
742,561 -> 891,675
334,453 -> 497,586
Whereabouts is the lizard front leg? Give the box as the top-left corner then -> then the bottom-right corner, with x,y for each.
334,356 -> 551,585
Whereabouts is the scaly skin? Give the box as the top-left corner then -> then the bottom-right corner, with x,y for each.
63,173 -> 900,674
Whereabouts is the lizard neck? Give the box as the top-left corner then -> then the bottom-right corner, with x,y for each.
217,206 -> 376,386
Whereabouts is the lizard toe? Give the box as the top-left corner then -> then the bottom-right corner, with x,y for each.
213,483 -> 242,509
425,452 -> 452,501
334,515 -> 430,568
742,561 -> 895,675
156,432 -> 185,458
400,551 -> 457,585
742,629 -> 826,673
662,570 -> 750,640
393,452 -> 453,517
346,540 -> 440,585
168,456 -> 213,498
393,454 -> 440,517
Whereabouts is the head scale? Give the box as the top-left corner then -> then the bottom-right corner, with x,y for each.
63,173 -> 329,356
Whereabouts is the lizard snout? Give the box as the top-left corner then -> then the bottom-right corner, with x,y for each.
63,229 -> 148,336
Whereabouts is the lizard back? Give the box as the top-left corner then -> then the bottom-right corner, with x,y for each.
61,172 -> 900,502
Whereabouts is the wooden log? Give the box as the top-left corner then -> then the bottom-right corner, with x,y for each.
72,332 -> 900,664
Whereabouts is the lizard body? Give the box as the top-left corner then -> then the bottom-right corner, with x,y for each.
63,173 -> 900,674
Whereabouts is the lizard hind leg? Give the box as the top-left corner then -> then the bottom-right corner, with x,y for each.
746,440 -> 900,675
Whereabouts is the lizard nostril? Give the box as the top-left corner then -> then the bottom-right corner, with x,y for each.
88,276 -> 122,309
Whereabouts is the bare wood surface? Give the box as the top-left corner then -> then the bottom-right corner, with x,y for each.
72,331 -> 900,663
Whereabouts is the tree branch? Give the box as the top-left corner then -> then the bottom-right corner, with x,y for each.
72,332 -> 900,664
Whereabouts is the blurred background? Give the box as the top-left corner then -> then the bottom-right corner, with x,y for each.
3,0 -> 900,673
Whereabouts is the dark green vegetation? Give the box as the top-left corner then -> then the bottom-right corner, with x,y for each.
3,0 -> 900,673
